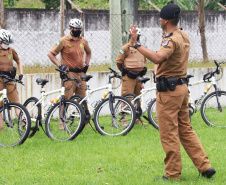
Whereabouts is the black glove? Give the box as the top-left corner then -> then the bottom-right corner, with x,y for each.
59,64 -> 68,71
18,74 -> 23,80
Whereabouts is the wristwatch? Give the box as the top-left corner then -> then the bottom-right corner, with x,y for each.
134,41 -> 141,49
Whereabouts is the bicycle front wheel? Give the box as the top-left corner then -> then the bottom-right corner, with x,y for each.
94,96 -> 136,136
45,100 -> 85,141
23,97 -> 40,137
0,102 -> 31,147
147,98 -> 159,130
201,91 -> 226,127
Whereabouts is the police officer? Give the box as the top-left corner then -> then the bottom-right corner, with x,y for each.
129,4 -> 215,181
115,28 -> 147,125
47,18 -> 91,129
0,29 -> 23,131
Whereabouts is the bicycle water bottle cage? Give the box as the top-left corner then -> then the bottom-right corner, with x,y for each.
80,75 -> 93,82
203,72 -> 212,82
137,77 -> 150,84
36,78 -> 49,86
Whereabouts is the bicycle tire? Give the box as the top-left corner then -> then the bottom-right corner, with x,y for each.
0,102 -> 31,147
23,97 -> 41,137
200,90 -> 226,127
147,98 -> 159,130
93,96 -> 136,136
45,99 -> 85,141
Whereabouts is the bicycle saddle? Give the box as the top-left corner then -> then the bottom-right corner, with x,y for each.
80,75 -> 93,82
137,77 -> 150,84
36,78 -> 49,86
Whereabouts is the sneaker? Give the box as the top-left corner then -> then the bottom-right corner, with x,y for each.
85,123 -> 91,127
201,167 -> 216,178
58,123 -> 64,130
135,119 -> 148,126
155,176 -> 168,181
120,119 -> 128,126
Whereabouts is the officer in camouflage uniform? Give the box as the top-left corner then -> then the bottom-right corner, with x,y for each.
128,4 -> 215,181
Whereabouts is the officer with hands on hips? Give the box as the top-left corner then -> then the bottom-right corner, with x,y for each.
128,4 -> 215,181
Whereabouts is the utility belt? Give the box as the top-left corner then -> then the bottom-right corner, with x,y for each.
69,63 -> 89,73
0,67 -> 17,79
121,64 -> 147,79
156,76 -> 187,92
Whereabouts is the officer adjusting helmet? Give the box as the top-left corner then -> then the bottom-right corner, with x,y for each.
69,18 -> 83,29
0,29 -> 14,44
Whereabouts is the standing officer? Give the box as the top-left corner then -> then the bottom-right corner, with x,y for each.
115,28 -> 147,125
47,18 -> 91,129
129,4 -> 215,180
0,29 -> 23,131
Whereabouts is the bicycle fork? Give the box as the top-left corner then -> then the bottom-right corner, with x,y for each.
213,84 -> 222,112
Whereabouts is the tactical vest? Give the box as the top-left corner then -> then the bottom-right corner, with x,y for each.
0,47 -> 13,71
124,47 -> 145,69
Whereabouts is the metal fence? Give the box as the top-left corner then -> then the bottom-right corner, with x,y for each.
2,9 -> 226,68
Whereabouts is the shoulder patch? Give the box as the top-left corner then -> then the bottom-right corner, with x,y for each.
165,32 -> 173,38
162,39 -> 170,47
56,41 -> 60,45
119,50 -> 124,54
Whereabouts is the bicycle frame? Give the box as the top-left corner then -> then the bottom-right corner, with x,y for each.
27,87 -> 63,120
79,81 -> 113,116
130,86 -> 156,114
188,74 -> 219,113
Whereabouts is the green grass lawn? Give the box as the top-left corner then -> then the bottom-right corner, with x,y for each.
0,113 -> 225,184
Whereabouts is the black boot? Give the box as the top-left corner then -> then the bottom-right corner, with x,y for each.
201,167 -> 216,178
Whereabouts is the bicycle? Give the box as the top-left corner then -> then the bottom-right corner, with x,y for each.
0,74 -> 31,147
23,69 -> 85,141
148,60 -> 226,128
70,68 -> 136,136
122,75 -> 158,130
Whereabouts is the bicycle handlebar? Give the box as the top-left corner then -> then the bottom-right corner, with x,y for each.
0,74 -> 24,85
55,68 -> 81,87
213,60 -> 226,75
108,67 -> 122,79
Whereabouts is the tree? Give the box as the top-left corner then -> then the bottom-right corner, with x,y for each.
4,0 -> 19,7
41,0 -> 60,9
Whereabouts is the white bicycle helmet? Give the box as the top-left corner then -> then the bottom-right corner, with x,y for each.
136,28 -> 141,36
129,27 -> 141,36
0,29 -> 13,44
69,18 -> 83,29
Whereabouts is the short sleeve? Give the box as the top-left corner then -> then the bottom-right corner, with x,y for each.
50,39 -> 64,55
84,39 -> 91,54
12,48 -> 19,62
157,39 -> 175,59
115,45 -> 129,64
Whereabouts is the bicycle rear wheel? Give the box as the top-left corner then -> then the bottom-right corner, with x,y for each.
147,98 -> 159,130
45,99 -> 85,141
94,96 -> 136,136
23,97 -> 41,137
201,91 -> 226,127
0,102 -> 31,147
